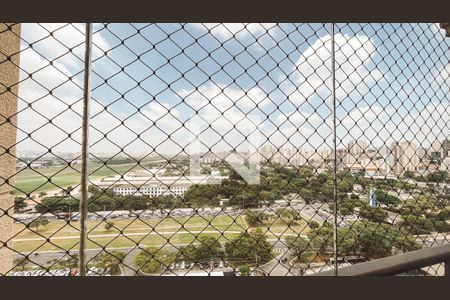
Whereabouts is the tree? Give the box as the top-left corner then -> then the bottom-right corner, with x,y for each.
426,170 -> 449,183
259,190 -> 275,203
201,166 -> 212,175
179,236 -> 223,265
195,236 -> 223,263
359,205 -> 388,223
307,224 -> 333,256
350,221 -> 420,259
235,190 -> 260,208
134,247 -> 176,274
285,236 -> 309,257
29,217 -> 49,232
13,257 -> 28,271
244,210 -> 268,227
299,188 -> 315,204
53,256 -> 78,269
358,226 -> 393,259
308,220 -> 320,229
337,227 -> 358,256
239,264 -> 251,276
35,197 -> 79,213
375,190 -> 401,207
350,193 -> 359,200
104,222 -> 114,231
94,251 -> 126,275
403,170 -> 415,179
307,220 -> 420,260
442,139 -> 450,157
402,214 -> 435,234
184,184 -> 220,207
179,244 -> 199,263
225,229 -> 273,266
60,186 -> 74,196
276,209 -> 301,223
14,197 -> 27,212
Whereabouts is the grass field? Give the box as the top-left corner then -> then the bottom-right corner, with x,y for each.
13,161 -> 154,195
12,215 -> 309,253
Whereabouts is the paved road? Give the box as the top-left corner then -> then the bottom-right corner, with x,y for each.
14,239 -> 293,276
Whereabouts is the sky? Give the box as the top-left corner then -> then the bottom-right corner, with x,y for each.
15,23 -> 449,158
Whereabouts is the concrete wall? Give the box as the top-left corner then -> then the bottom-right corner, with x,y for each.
0,23 -> 21,275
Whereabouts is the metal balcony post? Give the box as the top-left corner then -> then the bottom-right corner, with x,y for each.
331,22 -> 338,277
445,260 -> 450,277
78,22 -> 93,276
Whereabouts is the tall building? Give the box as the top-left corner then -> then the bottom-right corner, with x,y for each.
336,148 -> 348,170
346,140 -> 368,164
273,146 -> 286,164
283,146 -> 293,165
259,144 -> 275,162
377,145 -> 390,158
391,141 -> 420,174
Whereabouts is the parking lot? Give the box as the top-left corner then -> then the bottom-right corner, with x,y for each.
11,267 -> 106,276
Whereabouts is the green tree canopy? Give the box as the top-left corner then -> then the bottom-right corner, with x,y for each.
94,251 -> 126,275
359,205 -> 388,223
244,210 -> 269,227
134,247 -> 176,274
225,229 -> 273,266
285,236 -> 309,257
29,217 -> 49,232
375,190 -> 401,206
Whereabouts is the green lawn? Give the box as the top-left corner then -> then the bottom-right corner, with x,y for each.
13,161 -> 153,195
13,232 -> 244,253
11,214 -> 310,253
12,215 -> 248,253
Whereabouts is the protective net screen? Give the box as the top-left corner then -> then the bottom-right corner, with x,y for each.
0,23 -> 449,276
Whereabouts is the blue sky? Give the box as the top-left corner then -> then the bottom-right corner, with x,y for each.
15,23 -> 449,157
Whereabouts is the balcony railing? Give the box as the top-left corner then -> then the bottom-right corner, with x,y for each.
312,243 -> 450,276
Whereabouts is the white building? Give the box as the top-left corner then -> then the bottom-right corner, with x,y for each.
259,144 -> 275,161
391,140 -> 420,175
428,140 -> 444,163
98,171 -> 228,197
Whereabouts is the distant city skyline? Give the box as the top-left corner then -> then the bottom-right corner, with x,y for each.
17,136 -> 450,177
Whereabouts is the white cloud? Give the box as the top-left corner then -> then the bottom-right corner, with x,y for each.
340,105 -> 391,128
276,111 -> 321,125
15,23 -> 448,156
16,24 -> 117,154
282,33 -> 384,105
337,101 -> 450,150
175,82 -> 269,152
179,82 -> 271,111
